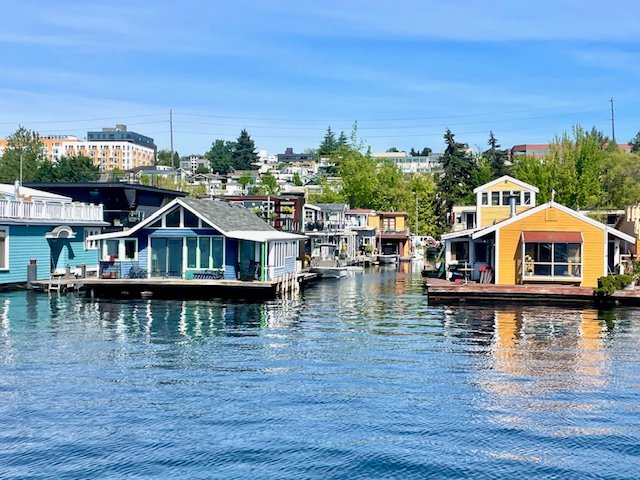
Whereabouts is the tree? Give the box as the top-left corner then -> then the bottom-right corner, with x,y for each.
318,127 -> 337,156
420,147 -> 432,156
337,131 -> 348,149
483,131 -> 509,178
386,147 -> 399,153
630,131 -> 640,154
238,172 -> 254,190
34,155 -> 100,182
410,148 -> 417,156
195,165 -> 210,174
292,172 -> 303,186
157,149 -> 180,167
435,129 -> 478,231
205,139 -> 234,174
232,129 -> 258,170
0,126 -> 46,184
258,171 -> 279,194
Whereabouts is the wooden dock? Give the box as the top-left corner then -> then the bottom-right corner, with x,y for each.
425,278 -> 640,306
31,272 -> 319,299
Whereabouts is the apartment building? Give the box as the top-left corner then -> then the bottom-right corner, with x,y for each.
0,135 -> 81,161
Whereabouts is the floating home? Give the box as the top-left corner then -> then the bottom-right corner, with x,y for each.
0,183 -> 107,286
442,176 -> 636,288
86,197 -> 305,284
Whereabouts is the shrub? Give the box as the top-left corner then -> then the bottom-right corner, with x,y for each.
595,274 -> 634,296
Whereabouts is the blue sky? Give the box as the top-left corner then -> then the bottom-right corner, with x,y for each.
1,0 -> 639,155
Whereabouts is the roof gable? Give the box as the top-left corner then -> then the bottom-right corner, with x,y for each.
473,175 -> 539,194
472,201 -> 636,243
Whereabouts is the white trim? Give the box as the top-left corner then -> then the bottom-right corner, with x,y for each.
226,230 -> 306,242
472,175 -> 540,194
441,227 -> 480,240
102,238 -> 138,261
471,201 -> 637,243
494,229 -> 500,284
0,226 -> 9,270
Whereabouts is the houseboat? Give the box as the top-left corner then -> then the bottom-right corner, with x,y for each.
86,197 -> 305,286
0,183 -> 107,287
441,176 -> 636,288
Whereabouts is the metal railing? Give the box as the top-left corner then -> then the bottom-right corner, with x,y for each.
0,200 -> 104,222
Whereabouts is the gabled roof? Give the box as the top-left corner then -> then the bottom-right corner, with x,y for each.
471,201 -> 636,243
472,175 -> 539,194
87,197 -> 305,242
441,227 -> 481,240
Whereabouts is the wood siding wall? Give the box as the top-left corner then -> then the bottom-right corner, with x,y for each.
497,207 -> 605,287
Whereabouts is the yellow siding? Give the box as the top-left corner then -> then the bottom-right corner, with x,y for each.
480,206 -> 532,227
483,180 -> 531,192
497,207 -> 605,287
368,216 -> 380,229
396,216 -> 406,230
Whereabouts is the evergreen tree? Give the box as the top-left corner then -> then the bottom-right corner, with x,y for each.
232,129 -> 258,170
318,127 -> 337,156
386,147 -> 399,153
435,129 -> 477,231
205,139 -> 234,174
483,131 -> 509,178
0,126 -> 46,183
420,147 -> 432,156
337,131 -> 348,149
410,148 -> 417,156
629,131 -> 640,153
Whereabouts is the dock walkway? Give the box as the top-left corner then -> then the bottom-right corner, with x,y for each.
425,278 -> 640,306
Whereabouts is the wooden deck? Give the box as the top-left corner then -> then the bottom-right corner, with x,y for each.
31,272 -> 319,299
425,278 -> 640,306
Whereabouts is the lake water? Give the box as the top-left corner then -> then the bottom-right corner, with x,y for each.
0,267 -> 639,479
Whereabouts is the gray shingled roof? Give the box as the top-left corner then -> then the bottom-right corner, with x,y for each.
181,198 -> 276,232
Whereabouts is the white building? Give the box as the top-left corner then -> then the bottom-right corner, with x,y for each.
180,155 -> 209,174
64,141 -> 155,171
372,151 -> 442,174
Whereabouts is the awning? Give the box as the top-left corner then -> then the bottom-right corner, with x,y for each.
521,231 -> 582,243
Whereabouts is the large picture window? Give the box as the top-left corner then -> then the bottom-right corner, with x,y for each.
451,241 -> 469,262
524,242 -> 581,278
186,236 -> 224,270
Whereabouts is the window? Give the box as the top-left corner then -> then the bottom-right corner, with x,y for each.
183,209 -> 199,228
124,239 -> 137,260
491,192 -> 500,206
475,242 -> 488,263
524,242 -> 581,278
451,241 -> 469,262
199,238 -> 211,268
187,238 -> 197,268
523,192 -> 532,205
212,237 -> 224,268
84,227 -> 101,250
481,192 -> 488,205
0,228 -> 7,269
165,208 -> 180,227
103,239 -> 137,261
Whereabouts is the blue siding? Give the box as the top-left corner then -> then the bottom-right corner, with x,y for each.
0,225 -> 51,284
51,227 -> 100,273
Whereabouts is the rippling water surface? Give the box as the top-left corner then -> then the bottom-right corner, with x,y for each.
1,267 -> 639,479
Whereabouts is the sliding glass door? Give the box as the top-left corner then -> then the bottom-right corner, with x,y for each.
151,237 -> 183,277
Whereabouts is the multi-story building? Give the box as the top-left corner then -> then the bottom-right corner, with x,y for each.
180,155 -> 209,173
0,135 -> 81,161
277,147 -> 317,163
509,143 -> 632,160
371,151 -> 442,174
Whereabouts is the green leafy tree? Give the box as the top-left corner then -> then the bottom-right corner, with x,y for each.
257,171 -> 279,195
238,172 -> 254,190
0,126 -> 46,183
386,147 -> 399,153
318,127 -> 337,156
601,150 -> 640,207
195,165 -> 210,174
420,147 -> 432,156
292,172 -> 303,186
34,155 -> 100,182
232,129 -> 258,170
408,174 -> 438,236
157,149 -> 180,167
205,139 -> 234,174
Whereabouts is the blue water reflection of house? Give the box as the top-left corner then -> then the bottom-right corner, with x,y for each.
87,198 -> 305,281
0,183 -> 107,286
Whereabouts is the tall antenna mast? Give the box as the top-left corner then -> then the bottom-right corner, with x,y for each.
610,98 -> 616,143
169,109 -> 174,168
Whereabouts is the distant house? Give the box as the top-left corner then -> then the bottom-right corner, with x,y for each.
0,183 -> 107,285
442,175 -> 635,286
87,197 -> 304,281
277,148 -> 317,163
346,209 -> 377,251
371,211 -> 411,258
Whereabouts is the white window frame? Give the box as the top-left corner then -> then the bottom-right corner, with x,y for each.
84,227 -> 101,250
102,238 -> 138,261
0,227 -> 9,270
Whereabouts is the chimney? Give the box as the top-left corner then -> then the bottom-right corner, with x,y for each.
509,195 -> 517,217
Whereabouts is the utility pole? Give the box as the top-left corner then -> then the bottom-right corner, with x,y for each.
169,109 -> 174,169
610,98 -> 616,144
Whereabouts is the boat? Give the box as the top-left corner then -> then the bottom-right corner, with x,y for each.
377,254 -> 398,265
310,243 -> 348,279
311,265 -> 348,279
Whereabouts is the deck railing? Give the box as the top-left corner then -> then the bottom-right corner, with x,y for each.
0,200 -> 104,222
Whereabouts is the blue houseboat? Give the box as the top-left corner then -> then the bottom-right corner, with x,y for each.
87,197 -> 305,282
0,183 -> 107,286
